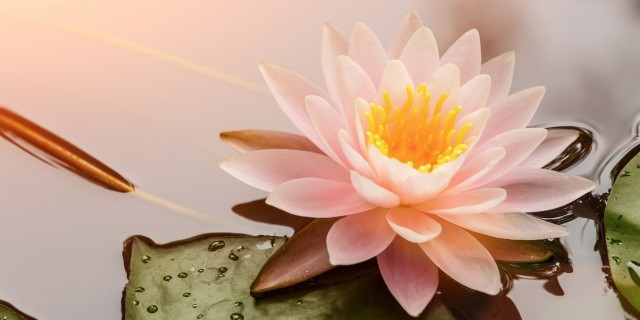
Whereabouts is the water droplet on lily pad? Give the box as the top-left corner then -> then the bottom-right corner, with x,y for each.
613,256 -> 622,265
628,260 -> 640,286
197,314 -> 204,319
192,304 -> 199,308
229,252 -> 239,261
230,313 -> 244,320
141,255 -> 152,264
132,300 -> 139,306
1,316 -> 7,320
609,238 -> 623,245
183,292 -> 191,297
163,275 -> 172,281
237,245 -> 245,252
233,301 -> 243,307
218,267 -> 228,273
178,272 -> 188,278
197,268 -> 204,273
296,300 -> 303,305
147,305 -> 158,313
621,171 -> 632,177
134,286 -> 145,292
208,240 -> 226,252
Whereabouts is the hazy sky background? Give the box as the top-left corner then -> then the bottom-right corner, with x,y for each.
0,1 -> 638,318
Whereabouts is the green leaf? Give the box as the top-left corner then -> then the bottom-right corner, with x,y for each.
123,234 -> 454,320
604,152 -> 640,313
0,300 -> 35,320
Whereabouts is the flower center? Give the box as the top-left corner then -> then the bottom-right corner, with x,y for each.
365,83 -> 472,173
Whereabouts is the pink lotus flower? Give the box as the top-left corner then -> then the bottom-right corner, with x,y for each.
221,12 -> 595,316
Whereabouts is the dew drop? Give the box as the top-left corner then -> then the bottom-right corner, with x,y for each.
208,240 -> 226,252
628,261 -> 640,286
296,300 -> 303,305
141,255 -> 152,264
228,252 -> 239,261
178,272 -> 188,279
163,275 -> 173,281
609,238 -> 623,245
218,267 -> 228,273
134,286 -> 145,292
621,171 -> 632,177
183,292 -> 191,297
0,316 -> 6,320
219,273 -> 226,278
230,313 -> 244,320
612,256 -> 622,265
147,305 -> 158,313
233,301 -> 243,307
132,300 -> 139,306
237,245 -> 245,252
192,303 -> 199,308
197,315 -> 204,319
198,268 -> 205,273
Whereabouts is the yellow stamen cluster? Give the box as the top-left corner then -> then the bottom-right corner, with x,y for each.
365,83 -> 472,173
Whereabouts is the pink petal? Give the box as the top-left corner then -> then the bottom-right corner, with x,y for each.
219,130 -> 322,154
456,107 -> 491,141
396,169 -> 453,205
440,210 -> 570,240
327,208 -> 395,265
399,27 -> 439,84
428,64 -> 461,114
348,23 -> 388,85
336,55 -> 377,139
266,178 -> 376,217
306,95 -> 348,166
519,128 -> 580,168
481,51 -> 515,105
458,74 -> 491,117
448,147 -> 506,192
420,221 -> 501,295
415,188 -> 506,215
260,63 -> 334,147
378,238 -> 439,317
386,207 -> 442,243
480,86 -> 545,142
322,23 -> 349,98
350,171 -> 400,208
366,145 -> 417,191
378,60 -> 414,106
440,29 -> 481,84
388,10 -> 424,59
467,128 -> 547,188
338,129 -> 375,178
220,149 -> 349,192
488,168 -> 595,212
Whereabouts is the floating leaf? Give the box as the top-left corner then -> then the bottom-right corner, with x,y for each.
0,300 -> 35,320
603,151 -> 640,314
474,233 -> 553,263
123,234 -> 452,319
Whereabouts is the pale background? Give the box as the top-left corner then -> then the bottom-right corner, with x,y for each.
0,0 -> 638,319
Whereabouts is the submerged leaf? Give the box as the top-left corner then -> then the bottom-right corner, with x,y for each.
604,151 -> 640,314
251,218 -> 337,295
123,233 -> 451,319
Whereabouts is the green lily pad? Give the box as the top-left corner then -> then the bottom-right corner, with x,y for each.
122,234 -> 454,319
604,152 -> 640,313
0,300 -> 35,320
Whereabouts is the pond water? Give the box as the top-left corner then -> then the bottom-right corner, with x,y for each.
0,1 -> 639,319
